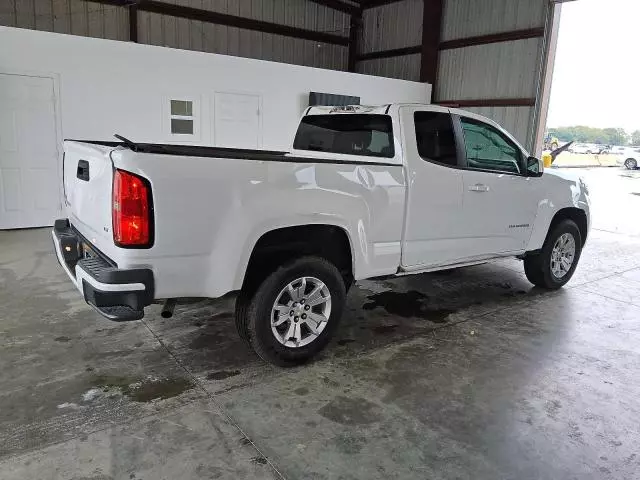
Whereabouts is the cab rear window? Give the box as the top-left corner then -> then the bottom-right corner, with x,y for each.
293,114 -> 394,158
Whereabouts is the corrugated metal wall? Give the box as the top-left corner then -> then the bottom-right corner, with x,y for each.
436,0 -> 548,149
357,0 -> 422,81
437,38 -> 542,101
0,0 -> 350,70
440,0 -> 545,41
358,53 -> 421,82
0,0 -> 129,40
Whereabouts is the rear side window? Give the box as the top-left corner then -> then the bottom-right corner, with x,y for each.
293,114 -> 394,158
414,112 -> 458,167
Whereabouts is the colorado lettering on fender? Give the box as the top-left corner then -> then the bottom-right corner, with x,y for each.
509,224 -> 530,229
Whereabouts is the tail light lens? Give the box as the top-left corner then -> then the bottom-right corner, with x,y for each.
112,169 -> 153,247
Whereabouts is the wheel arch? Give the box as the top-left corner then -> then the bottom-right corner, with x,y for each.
240,224 -> 355,292
547,207 -> 588,247
527,205 -> 589,253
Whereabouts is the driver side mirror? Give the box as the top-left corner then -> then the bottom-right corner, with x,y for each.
525,156 -> 544,177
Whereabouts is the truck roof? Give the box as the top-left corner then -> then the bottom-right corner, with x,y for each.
305,103 -> 453,117
304,103 -> 528,156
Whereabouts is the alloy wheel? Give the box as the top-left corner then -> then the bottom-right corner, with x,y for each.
270,276 -> 331,348
550,233 -> 576,279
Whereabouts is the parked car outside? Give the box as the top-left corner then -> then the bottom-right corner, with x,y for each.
610,146 -> 629,156
615,147 -> 640,169
569,143 -> 597,154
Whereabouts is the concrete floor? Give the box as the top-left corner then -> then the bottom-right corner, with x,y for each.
1,167 -> 640,480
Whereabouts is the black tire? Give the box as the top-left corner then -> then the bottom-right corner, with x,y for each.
625,158 -> 637,170
234,290 -> 251,345
524,219 -> 582,289
238,256 -> 346,367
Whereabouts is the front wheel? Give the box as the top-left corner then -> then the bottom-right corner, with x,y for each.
625,158 -> 637,170
237,256 -> 346,367
524,219 -> 582,289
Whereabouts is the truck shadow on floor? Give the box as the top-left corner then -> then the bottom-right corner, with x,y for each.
146,262 -> 545,379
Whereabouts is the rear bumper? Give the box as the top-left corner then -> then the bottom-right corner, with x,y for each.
52,219 -> 154,321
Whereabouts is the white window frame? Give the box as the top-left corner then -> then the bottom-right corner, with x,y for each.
162,95 -> 201,142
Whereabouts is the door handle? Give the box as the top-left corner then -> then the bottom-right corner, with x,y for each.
468,184 -> 490,192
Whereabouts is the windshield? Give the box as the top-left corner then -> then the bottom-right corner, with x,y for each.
293,114 -> 394,158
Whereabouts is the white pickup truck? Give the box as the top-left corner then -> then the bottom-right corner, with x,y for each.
53,104 -> 590,366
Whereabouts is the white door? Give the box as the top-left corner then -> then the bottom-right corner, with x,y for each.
458,116 -> 538,256
0,73 -> 61,229
400,106 -> 468,268
213,92 -> 261,149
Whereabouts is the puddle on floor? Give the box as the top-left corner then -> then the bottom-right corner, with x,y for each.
362,290 -> 456,323
207,369 -> 241,380
90,374 -> 194,402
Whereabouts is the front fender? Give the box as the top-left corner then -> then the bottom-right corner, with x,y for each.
526,172 -> 590,251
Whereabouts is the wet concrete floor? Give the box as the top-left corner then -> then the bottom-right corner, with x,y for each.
1,168 -> 640,479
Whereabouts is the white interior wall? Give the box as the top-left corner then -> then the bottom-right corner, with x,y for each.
0,27 -> 430,151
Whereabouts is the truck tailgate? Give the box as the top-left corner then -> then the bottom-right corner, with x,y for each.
63,141 -> 115,249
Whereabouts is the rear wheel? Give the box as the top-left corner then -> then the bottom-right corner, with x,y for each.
624,158 -> 637,170
524,219 -> 582,289
237,256 -> 346,366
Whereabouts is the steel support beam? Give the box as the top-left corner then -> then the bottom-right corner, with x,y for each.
357,45 -> 421,62
86,0 -> 350,46
128,5 -> 138,43
307,0 -> 359,15
348,9 -> 363,72
439,27 -> 545,50
354,27 -> 546,64
361,0 -> 406,9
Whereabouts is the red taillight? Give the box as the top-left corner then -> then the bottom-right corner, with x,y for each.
112,169 -> 152,247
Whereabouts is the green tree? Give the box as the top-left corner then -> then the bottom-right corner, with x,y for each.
631,130 -> 640,146
547,126 -> 629,145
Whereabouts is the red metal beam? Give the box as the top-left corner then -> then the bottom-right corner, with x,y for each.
357,45 -> 421,62
420,0 -> 443,85
354,26 -> 546,64
307,0 -> 359,15
86,0 -> 350,46
437,98 -> 537,108
348,10 -> 363,72
439,28 -> 545,50
360,0 -> 406,9
128,5 -> 138,43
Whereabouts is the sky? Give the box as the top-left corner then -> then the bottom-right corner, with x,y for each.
546,0 -> 640,132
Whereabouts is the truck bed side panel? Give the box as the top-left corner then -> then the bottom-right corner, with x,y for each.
108,150 -> 407,299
